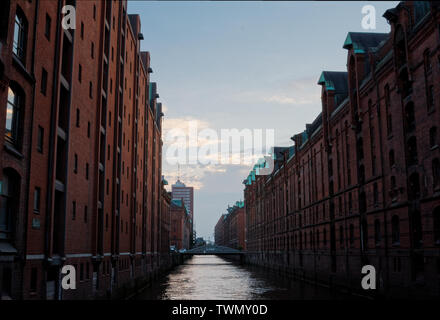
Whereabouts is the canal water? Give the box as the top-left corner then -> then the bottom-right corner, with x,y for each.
135,255 -> 358,300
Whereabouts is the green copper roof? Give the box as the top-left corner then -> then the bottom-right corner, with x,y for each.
343,32 -> 388,53
318,72 -> 335,90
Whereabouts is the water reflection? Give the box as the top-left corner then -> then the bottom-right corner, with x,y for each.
135,255 -> 356,300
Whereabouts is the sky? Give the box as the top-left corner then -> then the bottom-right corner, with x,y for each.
127,1 -> 398,240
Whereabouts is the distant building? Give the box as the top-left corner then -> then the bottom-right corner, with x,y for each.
169,199 -> 191,250
171,180 -> 194,246
214,201 -> 245,250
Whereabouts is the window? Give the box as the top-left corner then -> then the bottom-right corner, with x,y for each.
89,82 -> 93,99
80,22 -> 84,40
361,219 -> 368,251
430,127 -> 437,148
374,219 -> 381,246
91,42 -> 94,59
428,85 -> 434,110
405,103 -> 415,132
373,182 -> 379,206
105,213 -> 108,230
409,172 -> 420,200
349,224 -> 354,245
339,225 -> 344,246
93,5 -> 96,20
37,126 -> 44,153
74,154 -> 78,173
45,14 -> 51,41
72,201 -> 76,220
357,137 -> 364,160
84,205 -> 88,223
384,84 -> 392,135
389,149 -> 395,167
392,215 -> 400,245
434,207 -> 440,245
13,8 -> 27,62
5,84 -> 24,147
78,64 -> 82,82
87,122 -> 90,138
0,169 -> 20,240
41,68 -> 48,95
323,228 -> 327,246
407,136 -> 418,165
433,158 -> 440,189
85,163 -> 89,180
76,108 -> 80,127
30,268 -> 37,293
33,187 -> 41,213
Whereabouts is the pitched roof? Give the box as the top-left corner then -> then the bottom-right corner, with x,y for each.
317,71 -> 348,93
343,32 -> 389,53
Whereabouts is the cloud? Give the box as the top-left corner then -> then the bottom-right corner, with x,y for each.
230,76 -> 320,106
162,116 -> 273,190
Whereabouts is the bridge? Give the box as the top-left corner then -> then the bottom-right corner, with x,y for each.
183,245 -> 243,255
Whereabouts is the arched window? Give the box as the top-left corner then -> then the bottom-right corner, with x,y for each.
5,83 -> 24,146
433,158 -> 440,189
434,207 -> 440,245
13,6 -> 28,62
392,215 -> 400,245
0,169 -> 20,240
374,219 -> 381,246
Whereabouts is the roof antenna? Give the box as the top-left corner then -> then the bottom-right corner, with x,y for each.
177,163 -> 180,182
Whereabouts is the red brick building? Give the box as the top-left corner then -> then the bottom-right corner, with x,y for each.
0,0 -> 168,299
160,178 -> 171,266
244,1 -> 440,297
169,199 -> 190,250
215,201 -> 246,250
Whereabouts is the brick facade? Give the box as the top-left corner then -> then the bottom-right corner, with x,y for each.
243,1 -> 440,297
215,202 -> 246,250
0,0 -> 169,299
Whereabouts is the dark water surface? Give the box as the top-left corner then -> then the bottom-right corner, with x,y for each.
135,255 -> 359,300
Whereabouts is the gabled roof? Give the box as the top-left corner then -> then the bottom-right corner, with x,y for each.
343,32 -> 389,53
317,71 -> 348,93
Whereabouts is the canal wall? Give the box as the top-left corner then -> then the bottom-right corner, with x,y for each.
93,253 -> 182,300
244,251 -> 429,299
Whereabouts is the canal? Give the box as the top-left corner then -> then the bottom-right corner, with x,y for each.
135,255 -> 359,300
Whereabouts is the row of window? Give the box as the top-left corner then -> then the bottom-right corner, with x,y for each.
250,206 -> 440,251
